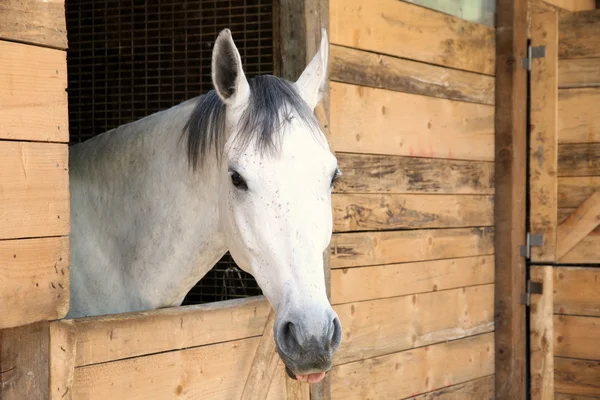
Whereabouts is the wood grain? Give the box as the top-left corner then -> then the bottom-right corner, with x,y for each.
558,143 -> 600,177
330,227 -> 494,269
335,153 -> 494,195
0,0 -> 67,48
559,10 -> 600,59
558,89 -> 600,144
330,0 -> 495,75
560,233 -> 600,264
529,10 -> 559,262
557,189 -> 600,260
49,320 -> 76,400
555,357 -> 600,397
333,194 -> 493,232
0,237 -> 69,329
554,267 -> 600,317
329,332 -> 495,400
331,255 -> 494,305
404,375 -> 494,400
555,315 -> 600,361
560,59 -> 600,88
544,0 -> 595,11
330,82 -> 495,161
330,45 -> 495,105
0,141 -> 69,240
559,177 -> 600,208
333,284 -> 494,366
555,394 -> 600,400
0,41 -> 68,142
530,266 -> 554,400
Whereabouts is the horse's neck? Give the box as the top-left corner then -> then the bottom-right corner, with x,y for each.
69,99 -> 227,317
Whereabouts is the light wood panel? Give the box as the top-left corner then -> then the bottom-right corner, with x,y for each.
0,0 -> 67,48
560,233 -> 600,264
333,194 -> 493,232
330,0 -> 495,75
330,45 -> 495,105
545,0 -> 595,11
49,320 -> 76,400
335,153 -> 494,195
330,82 -> 495,161
0,141 -> 69,240
559,10 -> 600,59
556,190 -> 600,260
530,266 -> 554,400
0,41 -> 68,142
331,255 -> 494,305
404,375 -> 494,400
560,59 -> 600,89
559,88 -> 600,144
555,315 -> 600,361
555,357 -> 600,397
0,237 -> 69,329
554,267 -> 600,317
330,227 -> 494,269
330,332 -> 495,400
558,143 -> 600,177
555,394 -> 600,400
559,177 -> 600,208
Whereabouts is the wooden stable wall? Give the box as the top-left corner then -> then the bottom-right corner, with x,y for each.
328,0 -> 496,398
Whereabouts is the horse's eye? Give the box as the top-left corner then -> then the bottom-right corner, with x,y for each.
230,171 -> 248,190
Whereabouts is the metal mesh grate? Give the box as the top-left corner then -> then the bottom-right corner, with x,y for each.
65,0 -> 271,303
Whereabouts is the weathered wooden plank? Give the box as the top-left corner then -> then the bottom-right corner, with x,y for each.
330,0 -> 495,75
285,375 -> 310,400
49,320 -> 76,400
555,357 -> 600,397
331,255 -> 494,305
558,89 -> 600,144
0,322 -> 50,400
0,41 -> 68,142
404,375 -> 495,400
555,393 -> 600,400
559,177 -> 600,208
558,143 -> 600,176
330,332 -> 495,400
495,0 -> 528,398
530,266 -> 555,400
557,190 -> 600,260
530,10 -> 559,262
559,10 -> 600,59
72,337 -> 287,400
0,237 -> 69,329
70,296 -> 270,367
332,194 -> 493,232
560,59 -> 600,89
330,227 -> 494,269
560,233 -> 600,264
0,0 -> 67,49
545,0 -> 595,11
335,153 -> 494,195
555,315 -> 600,361
330,45 -> 495,105
330,82 -> 495,161
0,141 -> 69,240
554,267 -> 600,317
333,284 -> 494,366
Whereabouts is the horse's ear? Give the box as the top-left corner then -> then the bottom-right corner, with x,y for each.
295,29 -> 329,110
211,29 -> 250,106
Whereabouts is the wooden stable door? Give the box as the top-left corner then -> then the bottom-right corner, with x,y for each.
527,6 -> 600,400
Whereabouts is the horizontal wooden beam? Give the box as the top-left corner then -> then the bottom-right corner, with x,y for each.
554,267 -> 600,317
559,59 -> 600,88
0,0 -> 67,49
558,143 -> 600,177
555,357 -> 600,397
558,88 -> 600,144
559,10 -> 600,59
556,189 -> 600,260
555,315 -> 600,361
404,375 -> 494,400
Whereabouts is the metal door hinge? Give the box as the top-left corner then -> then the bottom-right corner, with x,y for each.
522,45 -> 546,70
520,233 -> 544,259
521,280 -> 544,306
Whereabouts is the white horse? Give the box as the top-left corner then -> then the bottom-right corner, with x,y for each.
67,28 -> 341,383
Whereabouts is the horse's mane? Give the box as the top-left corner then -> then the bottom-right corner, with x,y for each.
184,75 -> 320,170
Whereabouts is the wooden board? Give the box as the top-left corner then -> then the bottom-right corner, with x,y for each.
558,143 -> 600,177
556,190 -> 600,260
559,177 -> 600,208
329,332 -> 495,400
330,0 -> 495,75
330,82 -> 495,161
555,357 -> 600,397
330,45 -> 495,105
0,41 -> 69,142
0,141 -> 69,240
559,10 -> 600,59
331,255 -> 494,305
554,267 -> 600,317
544,0 -> 595,11
0,237 -> 69,329
333,284 -> 494,366
529,10 -> 559,262
330,227 -> 494,269
558,89 -> 600,144
560,233 -> 600,264
335,153 -> 494,195
0,0 -> 67,49
49,320 -> 76,400
559,59 -> 600,88
332,194 -> 493,232
530,266 -> 554,400
404,375 -> 494,400
555,394 -> 600,400
72,337 -> 287,400
555,315 -> 600,361
69,296 -> 270,367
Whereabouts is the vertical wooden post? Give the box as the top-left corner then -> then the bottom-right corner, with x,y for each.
495,0 -> 528,399
529,266 -> 554,400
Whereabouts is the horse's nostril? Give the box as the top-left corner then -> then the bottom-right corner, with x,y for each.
278,321 -> 300,354
329,316 -> 342,349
